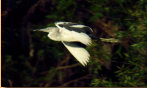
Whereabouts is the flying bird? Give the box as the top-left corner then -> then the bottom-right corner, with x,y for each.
35,22 -> 95,66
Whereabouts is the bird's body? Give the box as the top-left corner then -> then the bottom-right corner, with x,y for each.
35,22 -> 93,66
48,22 -> 92,45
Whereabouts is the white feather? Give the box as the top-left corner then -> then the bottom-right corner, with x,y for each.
70,31 -> 92,45
70,24 -> 93,32
57,25 -> 92,45
70,25 -> 86,28
56,22 -> 93,31
62,42 -> 90,66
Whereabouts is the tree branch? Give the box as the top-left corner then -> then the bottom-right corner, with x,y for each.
59,74 -> 91,87
56,63 -> 80,70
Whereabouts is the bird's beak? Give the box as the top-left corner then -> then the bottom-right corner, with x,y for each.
33,28 -> 50,33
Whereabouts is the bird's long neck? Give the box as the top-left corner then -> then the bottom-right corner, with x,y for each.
48,28 -> 61,41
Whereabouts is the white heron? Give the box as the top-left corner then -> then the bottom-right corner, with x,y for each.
35,22 -> 94,66
34,22 -> 119,66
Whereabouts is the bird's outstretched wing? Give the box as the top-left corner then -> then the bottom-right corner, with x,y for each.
55,22 -> 93,35
55,22 -> 92,45
62,41 -> 90,66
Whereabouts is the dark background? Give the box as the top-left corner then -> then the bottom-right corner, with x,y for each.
1,0 -> 147,87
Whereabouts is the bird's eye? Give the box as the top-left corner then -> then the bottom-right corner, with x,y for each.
59,24 -> 64,27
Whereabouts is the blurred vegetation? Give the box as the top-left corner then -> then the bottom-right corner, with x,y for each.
2,0 -> 147,87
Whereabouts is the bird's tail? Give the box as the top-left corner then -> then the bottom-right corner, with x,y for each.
89,34 -> 100,40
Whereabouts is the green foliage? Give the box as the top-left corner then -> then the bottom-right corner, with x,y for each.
91,78 -> 117,87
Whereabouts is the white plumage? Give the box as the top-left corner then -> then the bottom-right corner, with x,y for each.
35,22 -> 93,66
62,42 -> 90,66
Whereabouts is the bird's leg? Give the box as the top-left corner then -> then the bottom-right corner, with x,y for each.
99,38 -> 120,43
